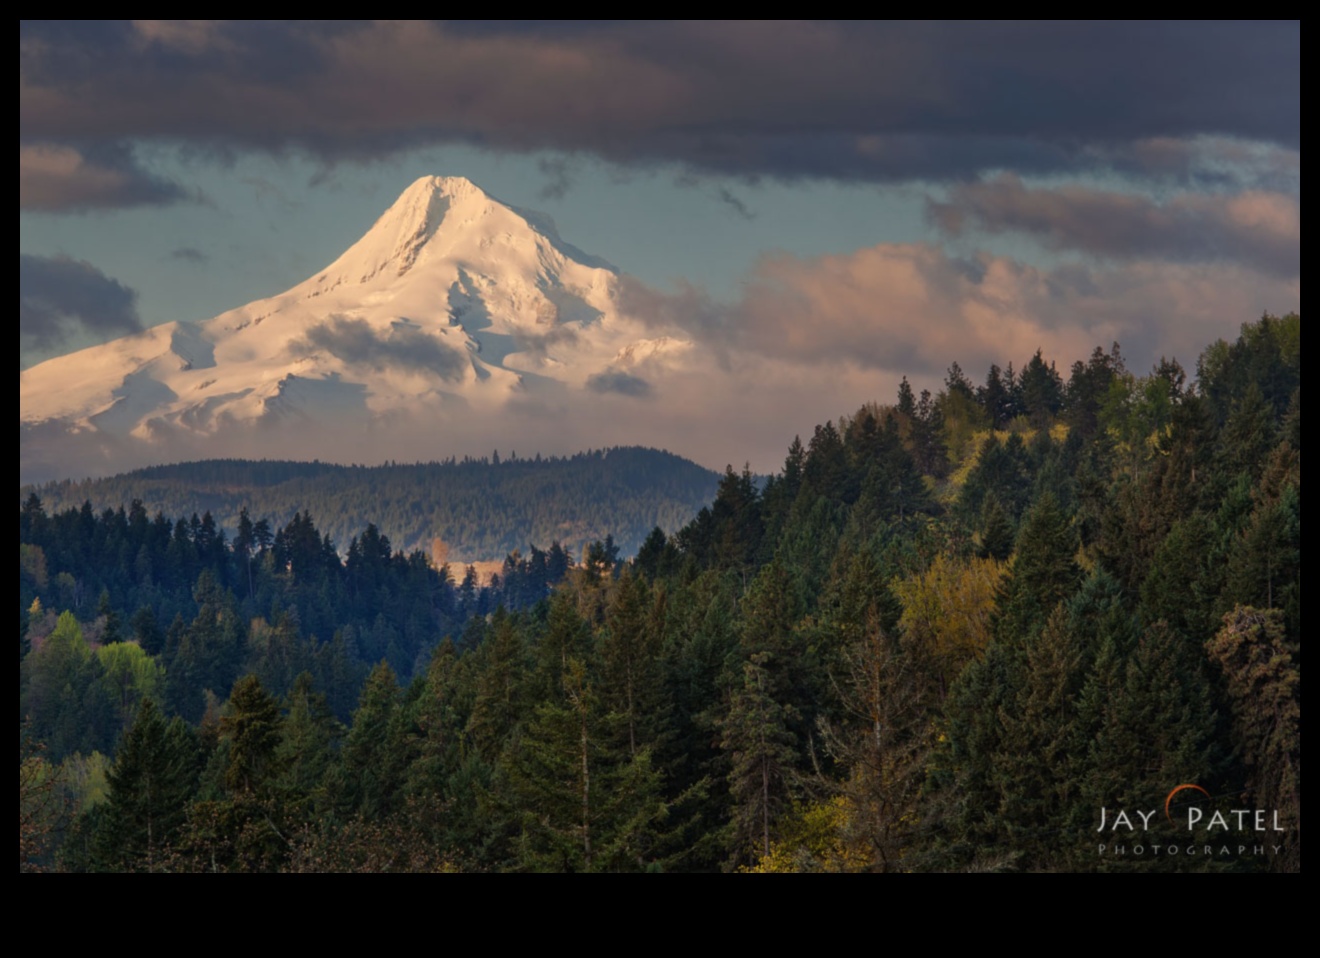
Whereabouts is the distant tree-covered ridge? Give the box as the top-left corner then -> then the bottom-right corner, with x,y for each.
23,447 -> 720,562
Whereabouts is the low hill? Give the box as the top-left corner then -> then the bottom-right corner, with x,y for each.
22,447 -> 720,562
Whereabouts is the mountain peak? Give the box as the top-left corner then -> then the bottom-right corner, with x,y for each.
316,175 -> 504,286
398,174 -> 487,202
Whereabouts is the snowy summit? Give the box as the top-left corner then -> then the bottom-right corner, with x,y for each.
20,177 -> 692,482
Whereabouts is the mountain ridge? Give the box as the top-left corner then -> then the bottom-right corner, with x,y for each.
22,446 -> 720,563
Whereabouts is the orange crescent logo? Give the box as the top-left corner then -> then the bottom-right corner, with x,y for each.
1165,784 -> 1211,826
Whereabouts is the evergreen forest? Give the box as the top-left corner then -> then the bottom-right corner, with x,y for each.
19,313 -> 1301,873
23,446 -> 721,562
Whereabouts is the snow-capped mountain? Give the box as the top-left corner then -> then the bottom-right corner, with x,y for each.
20,176 -> 693,482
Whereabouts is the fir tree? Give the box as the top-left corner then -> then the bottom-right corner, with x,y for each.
994,493 -> 1081,646
96,699 -> 198,872
720,653 -> 799,868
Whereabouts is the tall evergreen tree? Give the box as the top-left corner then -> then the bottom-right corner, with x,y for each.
994,494 -> 1081,646
502,658 -> 668,872
720,653 -> 799,868
95,699 -> 198,872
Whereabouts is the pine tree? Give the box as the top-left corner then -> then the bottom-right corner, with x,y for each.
598,571 -> 666,758
338,662 -> 411,820
816,621 -> 935,871
502,658 -> 668,872
978,494 -> 1016,562
96,699 -> 198,871
994,493 -> 1081,646
720,652 -> 799,868
467,611 -> 528,761
273,672 -> 340,816
1082,622 -> 1223,872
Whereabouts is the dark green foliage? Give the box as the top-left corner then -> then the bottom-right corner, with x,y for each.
500,659 -> 670,872
338,662 -> 411,820
130,606 -> 163,656
1080,621 -> 1224,872
720,653 -> 799,867
960,434 -> 1033,522
21,612 -> 116,761
978,495 -> 1015,562
1222,483 -> 1300,620
1219,382 -> 1277,482
1019,350 -> 1065,428
222,675 -> 284,796
598,571 -> 667,758
1140,514 -> 1223,641
978,364 -> 1016,429
634,527 -> 681,582
1065,345 -> 1125,439
994,494 -> 1081,646
1285,388 -> 1300,450
466,611 -> 529,761
1197,312 -> 1299,426
273,672 -> 341,815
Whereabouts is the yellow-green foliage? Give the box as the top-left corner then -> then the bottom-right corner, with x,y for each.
60,751 -> 111,811
742,797 -> 871,873
97,642 -> 165,729
939,422 -> 1071,506
896,554 -> 1006,684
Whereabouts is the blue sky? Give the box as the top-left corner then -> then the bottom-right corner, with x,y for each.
19,21 -> 1300,469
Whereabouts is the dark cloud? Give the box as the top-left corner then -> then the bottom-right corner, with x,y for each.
293,316 -> 468,379
586,370 -> 653,398
536,156 -> 576,201
19,141 -> 189,211
19,21 -> 1299,189
715,187 -> 756,220
20,253 -> 143,360
928,175 -> 1300,278
169,246 -> 208,263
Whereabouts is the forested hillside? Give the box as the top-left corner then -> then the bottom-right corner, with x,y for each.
23,447 -> 720,562
20,313 -> 1300,873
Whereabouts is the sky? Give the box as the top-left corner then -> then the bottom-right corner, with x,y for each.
19,20 -> 1301,473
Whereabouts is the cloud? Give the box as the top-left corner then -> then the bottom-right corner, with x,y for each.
536,156 -> 576,200
1089,136 -> 1301,191
511,325 -> 580,359
169,246 -> 208,263
20,254 -> 143,362
586,370 -> 653,398
19,142 -> 188,212
292,316 -> 468,379
19,21 -> 1299,185
715,187 -> 756,220
622,242 -> 1300,379
928,175 -> 1300,277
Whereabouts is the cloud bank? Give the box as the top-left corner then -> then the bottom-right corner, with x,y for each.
621,243 -> 1300,380
20,20 -> 1300,210
20,254 -> 143,365
292,316 -> 469,379
928,175 -> 1300,278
